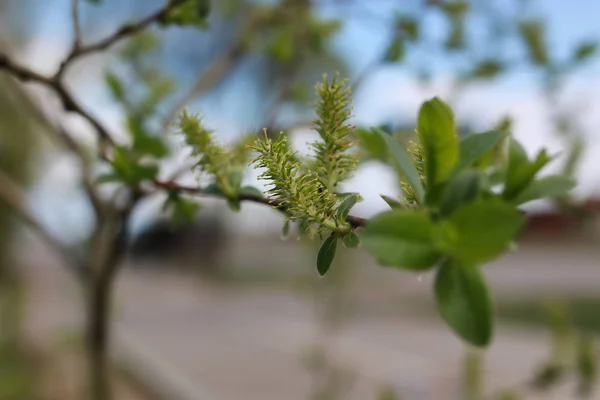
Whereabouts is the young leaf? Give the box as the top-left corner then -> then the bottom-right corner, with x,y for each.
105,71 -> 125,101
439,169 -> 480,216
129,118 -> 169,158
519,20 -> 549,66
504,139 -> 552,199
357,127 -> 388,161
573,41 -> 598,63
110,147 -> 160,184
375,128 -> 424,203
435,261 -> 493,347
417,97 -> 459,186
317,235 -> 338,276
362,210 -> 441,270
163,191 -> 199,226
337,193 -> 360,221
226,169 -> 244,192
514,175 -> 576,205
227,199 -> 241,212
342,231 -> 360,248
441,199 -> 524,265
384,36 -> 405,62
471,59 -> 503,79
380,194 -> 403,209
455,131 -> 505,171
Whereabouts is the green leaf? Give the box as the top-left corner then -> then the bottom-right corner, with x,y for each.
472,59 -> 503,79
362,210 -> 441,270
384,36 -> 404,62
317,235 -> 338,276
337,192 -> 362,201
396,15 -> 419,41
129,118 -> 169,158
380,194 -> 403,209
503,139 -> 552,199
342,231 -> 360,248
519,20 -> 549,66
417,97 -> 459,187
439,169 -> 480,216
227,199 -> 241,212
357,127 -> 388,161
514,175 -> 576,205
375,128 -> 424,203
441,200 -> 524,265
455,131 -> 505,171
163,192 -> 199,226
105,71 -> 125,101
133,164 -> 160,182
226,169 -> 244,191
268,29 -> 294,62
239,185 -> 263,198
435,261 -> 493,347
337,193 -> 360,221
110,146 -> 160,184
163,0 -> 210,28
573,41 -> 598,62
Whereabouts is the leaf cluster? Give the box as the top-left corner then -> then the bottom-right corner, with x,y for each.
360,97 -> 575,347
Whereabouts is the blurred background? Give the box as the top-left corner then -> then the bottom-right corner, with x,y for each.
1,0 -> 600,399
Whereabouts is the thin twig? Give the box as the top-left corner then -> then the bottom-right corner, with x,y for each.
152,179 -> 368,228
0,169 -> 90,282
72,0 -> 82,49
56,1 -> 181,79
0,52 -> 115,149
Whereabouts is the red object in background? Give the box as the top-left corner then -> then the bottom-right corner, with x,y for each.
523,197 -> 600,237
525,212 -> 574,235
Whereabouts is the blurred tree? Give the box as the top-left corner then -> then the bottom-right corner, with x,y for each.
0,39 -> 47,400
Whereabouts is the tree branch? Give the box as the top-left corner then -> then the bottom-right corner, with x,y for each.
0,52 -> 115,150
152,179 -> 368,228
72,0 -> 82,49
51,121 -> 107,218
57,0 -> 181,79
0,169 -> 90,282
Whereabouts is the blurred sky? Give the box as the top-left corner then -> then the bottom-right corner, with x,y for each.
8,0 -> 600,242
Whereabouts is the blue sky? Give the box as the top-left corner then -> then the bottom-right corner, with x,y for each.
11,0 -> 600,241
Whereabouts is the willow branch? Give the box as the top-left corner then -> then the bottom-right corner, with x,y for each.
0,53 -> 115,150
57,0 -> 182,78
152,179 -> 368,228
0,169 -> 90,282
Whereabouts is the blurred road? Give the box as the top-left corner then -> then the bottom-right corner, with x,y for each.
20,237 -> 600,400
